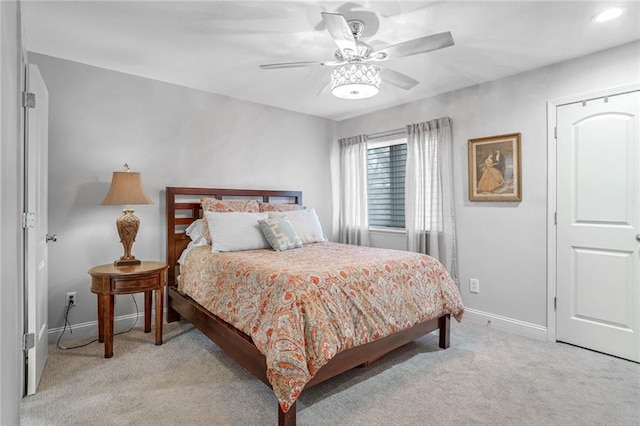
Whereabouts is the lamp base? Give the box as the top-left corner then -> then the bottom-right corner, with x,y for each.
115,209 -> 141,268
114,258 -> 141,267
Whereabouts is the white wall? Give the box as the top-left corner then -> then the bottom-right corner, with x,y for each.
337,41 -> 640,333
29,53 -> 336,341
0,0 -> 24,423
29,40 -> 640,344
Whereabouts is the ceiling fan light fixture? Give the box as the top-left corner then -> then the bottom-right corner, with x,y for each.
330,63 -> 380,99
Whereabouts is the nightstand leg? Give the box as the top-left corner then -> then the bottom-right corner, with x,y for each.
155,286 -> 164,345
97,294 -> 104,343
103,294 -> 114,358
144,291 -> 152,333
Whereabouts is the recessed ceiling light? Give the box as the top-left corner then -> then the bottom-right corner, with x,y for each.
593,7 -> 626,23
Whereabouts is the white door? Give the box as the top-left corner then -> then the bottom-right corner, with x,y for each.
25,64 -> 49,395
556,90 -> 640,362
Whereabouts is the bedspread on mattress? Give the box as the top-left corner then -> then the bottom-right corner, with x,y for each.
178,242 -> 464,412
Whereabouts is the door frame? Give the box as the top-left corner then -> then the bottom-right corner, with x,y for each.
546,82 -> 640,343
20,57 -> 28,397
22,58 -> 30,395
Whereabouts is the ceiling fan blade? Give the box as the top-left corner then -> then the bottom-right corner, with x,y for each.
260,61 -> 324,70
376,31 -> 454,59
321,12 -> 357,55
380,68 -> 419,90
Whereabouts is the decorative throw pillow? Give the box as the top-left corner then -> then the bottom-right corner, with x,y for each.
200,198 -> 260,244
204,211 -> 269,252
258,217 -> 303,251
258,201 -> 305,212
268,208 -> 327,245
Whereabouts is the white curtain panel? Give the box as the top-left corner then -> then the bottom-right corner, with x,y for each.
338,135 -> 370,246
405,118 -> 458,282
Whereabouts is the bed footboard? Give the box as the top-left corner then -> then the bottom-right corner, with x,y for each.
168,284 -> 450,426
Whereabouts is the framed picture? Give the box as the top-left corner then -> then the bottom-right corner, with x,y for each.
468,133 -> 522,201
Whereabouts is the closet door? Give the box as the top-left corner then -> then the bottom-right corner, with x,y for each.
556,90 -> 640,362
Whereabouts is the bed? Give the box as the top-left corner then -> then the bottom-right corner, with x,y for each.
165,186 -> 464,425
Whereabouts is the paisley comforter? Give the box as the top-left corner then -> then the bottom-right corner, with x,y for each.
178,242 -> 464,412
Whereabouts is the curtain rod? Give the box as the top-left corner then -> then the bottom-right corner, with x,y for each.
367,127 -> 406,140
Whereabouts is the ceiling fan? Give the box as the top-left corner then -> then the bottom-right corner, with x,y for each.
260,12 -> 455,99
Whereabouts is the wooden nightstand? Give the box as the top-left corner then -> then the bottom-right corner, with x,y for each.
88,261 -> 169,358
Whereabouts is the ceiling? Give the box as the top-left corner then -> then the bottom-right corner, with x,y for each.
22,1 -> 640,121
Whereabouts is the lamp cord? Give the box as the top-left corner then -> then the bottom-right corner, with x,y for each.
56,295 -> 139,350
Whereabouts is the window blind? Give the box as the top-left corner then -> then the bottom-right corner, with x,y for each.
367,143 -> 407,228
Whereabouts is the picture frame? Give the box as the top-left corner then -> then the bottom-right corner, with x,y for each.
468,133 -> 522,201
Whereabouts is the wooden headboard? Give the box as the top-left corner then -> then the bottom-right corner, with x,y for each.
165,187 -> 303,287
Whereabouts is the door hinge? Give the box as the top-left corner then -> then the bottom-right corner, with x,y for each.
22,91 -> 36,109
554,126 -> 557,139
22,212 -> 36,229
554,211 -> 557,225
554,297 -> 557,312
23,333 -> 35,351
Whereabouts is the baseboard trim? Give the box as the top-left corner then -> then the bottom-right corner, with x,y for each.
47,309 -> 164,345
463,308 -> 548,341
50,308 -> 546,344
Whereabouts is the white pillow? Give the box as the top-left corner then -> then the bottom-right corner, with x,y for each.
185,219 -> 207,245
177,219 -> 209,264
204,211 -> 269,252
268,208 -> 327,244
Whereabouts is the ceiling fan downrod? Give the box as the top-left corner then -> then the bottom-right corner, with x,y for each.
336,19 -> 372,62
348,19 -> 365,39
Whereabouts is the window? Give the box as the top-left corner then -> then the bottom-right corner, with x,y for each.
367,141 -> 407,228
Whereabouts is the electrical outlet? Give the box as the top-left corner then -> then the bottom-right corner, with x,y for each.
469,278 -> 480,294
65,292 -> 77,308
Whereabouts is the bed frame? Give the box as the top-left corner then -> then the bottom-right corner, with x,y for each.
165,186 -> 451,426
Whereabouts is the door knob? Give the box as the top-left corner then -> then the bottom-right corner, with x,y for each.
46,234 -> 58,242
636,234 -> 640,242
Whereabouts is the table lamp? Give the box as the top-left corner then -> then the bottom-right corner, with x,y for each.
101,164 -> 152,266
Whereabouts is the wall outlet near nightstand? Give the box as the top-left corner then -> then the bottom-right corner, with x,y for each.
469,278 -> 480,294
65,292 -> 77,308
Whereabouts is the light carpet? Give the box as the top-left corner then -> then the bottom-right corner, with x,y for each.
20,320 -> 639,425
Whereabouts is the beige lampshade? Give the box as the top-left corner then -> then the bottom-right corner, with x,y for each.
101,171 -> 153,206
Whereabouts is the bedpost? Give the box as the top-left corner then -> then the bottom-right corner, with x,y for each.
166,187 -> 181,323
438,314 -> 450,349
167,293 -> 181,323
278,402 -> 296,426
